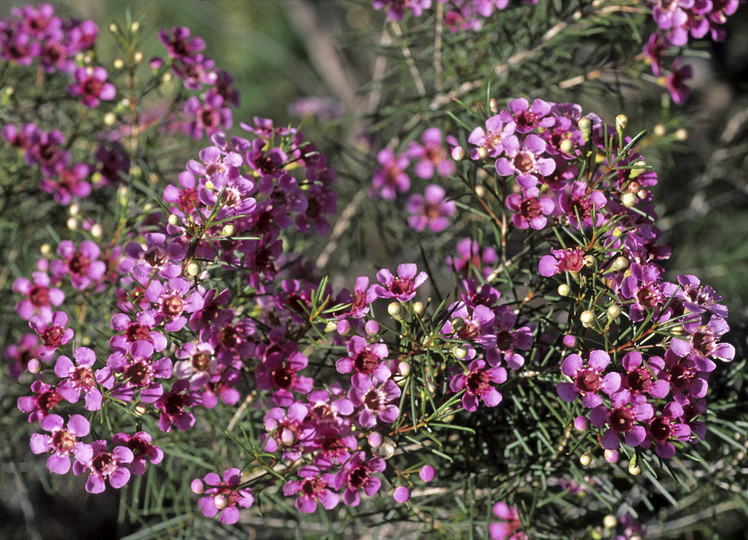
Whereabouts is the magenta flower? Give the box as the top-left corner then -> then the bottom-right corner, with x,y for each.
51,240 -> 106,290
406,127 -> 456,179
372,0 -> 432,20
666,59 -> 692,105
348,379 -> 401,428
145,277 -> 204,332
613,351 -> 670,402
505,186 -> 555,229
490,502 -> 525,540
538,247 -> 585,277
262,403 -> 315,461
29,310 -> 74,360
17,380 -> 63,423
446,238 -> 498,279
371,148 -> 410,200
590,398 -> 654,450
336,336 -> 390,389
450,359 -> 507,412
4,333 -> 42,380
174,341 -> 218,389
192,468 -> 253,525
641,402 -> 691,458
112,431 -> 164,476
40,162 -> 91,205
54,347 -> 102,411
372,263 -> 428,302
338,276 -> 378,319
682,315 -> 735,362
109,311 -> 168,354
73,440 -> 134,494
30,413 -> 92,475
406,184 -> 456,232
101,341 -> 172,403
154,380 -> 200,432
159,26 -> 205,60
13,271 -> 64,321
468,114 -> 516,159
68,66 -> 116,107
495,133 -> 556,189
125,232 -> 186,285
182,91 -> 232,139
255,350 -> 313,407
506,97 -> 555,133
557,350 -> 621,408
334,451 -> 386,507
559,180 -> 607,228
283,465 -> 339,513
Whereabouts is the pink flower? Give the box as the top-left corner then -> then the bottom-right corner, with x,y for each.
371,148 -> 410,200
192,467 -> 253,524
73,439 -> 134,494
372,263 -> 428,302
406,184 -> 456,232
557,350 -> 621,408
406,127 -> 456,179
13,271 -> 64,320
335,451 -> 386,506
29,310 -> 74,360
450,359 -> 507,412
283,465 -> 339,513
30,413 -> 92,475
154,380 -> 200,432
490,502 -> 525,540
68,66 -> 116,107
112,431 -> 164,476
54,346 -> 103,411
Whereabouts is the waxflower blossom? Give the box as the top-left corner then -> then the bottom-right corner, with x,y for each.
371,148 -> 410,200
145,277 -> 204,332
557,350 -> 621,408
335,451 -> 386,507
4,333 -> 41,379
338,276 -> 378,319
283,466 -> 339,513
468,114 -> 516,159
67,66 -> 116,107
73,439 -> 134,494
54,347 -> 103,411
40,162 -> 91,205
372,263 -> 428,302
372,0 -> 432,21
192,467 -> 254,524
641,402 -> 691,458
406,127 -> 456,179
112,431 -> 164,476
446,238 -> 498,279
495,133 -> 556,188
30,413 -> 92,475
406,184 -> 456,232
29,310 -> 74,360
490,502 -> 525,540
538,247 -> 585,277
154,379 -> 200,432
336,336 -> 391,389
13,271 -> 64,320
51,240 -> 106,290
450,359 -> 507,412
505,186 -> 555,230
348,379 -> 401,428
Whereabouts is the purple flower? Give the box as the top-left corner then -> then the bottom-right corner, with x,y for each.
40,162 -> 91,205
506,97 -> 555,133
468,114 -> 516,159
109,311 -> 168,354
446,238 -> 498,279
337,336 -> 391,389
54,347 -> 102,411
590,399 -> 654,450
51,240 -> 106,290
174,341 -> 218,389
372,263 -> 428,302
17,380 -> 63,423
338,276 -> 378,319
641,402 -> 691,458
371,148 -> 410,200
13,271 -> 64,321
557,350 -> 621,408
29,310 -> 74,360
30,413 -> 92,475
450,359 -> 507,411
145,277 -> 204,332
112,431 -> 164,476
73,439 -> 134,494
372,0 -> 432,20
182,91 -> 232,139
505,186 -> 554,229
68,66 -> 116,107
101,341 -> 172,403
406,184 -> 456,232
283,465 -> 339,513
262,403 -> 315,461
154,380 -> 201,432
490,502 -> 525,540
334,451 -> 386,507
348,379 -> 401,428
496,133 -> 556,189
666,59 -> 692,106
4,333 -> 42,380
192,468 -> 253,525
255,351 -> 313,407
538,247 -> 585,277
406,127 -> 456,178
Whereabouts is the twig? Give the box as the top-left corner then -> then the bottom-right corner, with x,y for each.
390,20 -> 427,97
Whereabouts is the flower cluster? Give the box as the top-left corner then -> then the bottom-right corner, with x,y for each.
372,0 -> 538,31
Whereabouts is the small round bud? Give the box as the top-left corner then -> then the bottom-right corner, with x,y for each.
615,114 -> 628,131
324,320 -> 338,333
190,479 -> 205,494
186,262 -> 200,276
393,486 -> 410,503
387,302 -> 401,318
477,146 -> 488,159
621,191 -> 637,207
168,214 -> 180,226
221,224 -> 235,237
90,224 -> 103,238
134,51 -> 144,64
337,319 -> 350,335
133,402 -> 148,416
452,345 -> 469,359
675,128 -> 688,141
612,255 -> 629,272
489,98 -> 499,114
562,334 -> 576,348
28,359 -> 41,374
69,203 -> 80,216
628,461 -> 641,475
580,310 -> 595,327
398,361 -> 411,377
419,464 -> 435,482
109,23 -> 118,33
103,112 -> 117,126
558,284 -> 571,297
475,185 -> 486,197
559,138 -> 574,154
604,449 -> 619,463
40,243 -> 51,256
204,180 -> 214,190
653,123 -> 666,136
670,325 -> 683,336
377,437 -> 396,459
583,255 -> 595,268
637,188 -> 647,200
413,301 -> 424,315
606,304 -> 621,320
120,97 -> 130,108
131,21 -> 140,32
162,72 -> 172,83
578,117 -> 592,142
113,58 -> 124,70
214,494 -> 228,510
573,415 -> 588,431
451,146 -> 465,160
603,515 -> 617,530
368,432 -> 383,448
627,181 -> 641,193
66,217 -> 78,230
451,318 -> 466,334
365,320 -> 380,335
130,165 -> 141,178
580,452 -> 592,467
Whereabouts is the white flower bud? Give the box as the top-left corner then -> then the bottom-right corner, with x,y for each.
387,302 -> 401,318
580,452 -> 592,466
40,243 -> 51,256
606,304 -> 621,321
221,224 -> 235,237
186,263 -> 200,276
451,146 -> 465,161
69,203 -> 80,216
580,310 -> 595,327
559,139 -> 574,154
168,214 -> 180,226
113,58 -> 124,70
612,255 -> 629,271
104,112 -> 117,126
489,98 -> 499,114
131,21 -> 140,33
90,224 -> 103,238
557,284 -> 571,297
603,515 -> 617,530
413,301 -> 424,315
133,402 -> 147,416
653,124 -> 666,136
452,345 -> 469,359
66,217 -> 78,230
621,192 -> 637,207
675,128 -> 688,141
615,114 -> 628,131
134,51 -> 144,64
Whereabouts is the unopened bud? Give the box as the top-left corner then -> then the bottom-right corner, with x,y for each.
398,361 -> 411,377
387,302 -> 401,318
377,437 -> 396,459
489,98 -> 499,114
559,138 -> 574,154
134,51 -> 144,64
604,449 -> 619,463
606,304 -> 621,320
66,217 -> 78,230
69,203 -> 80,216
40,243 -> 51,256
603,515 -> 617,530
583,255 -> 595,268
675,128 -> 688,141
104,112 -> 117,126
133,401 -> 147,416
324,320 -> 338,333
221,224 -> 235,236
186,262 -> 200,276
627,181 -> 641,193
653,123 -> 666,136
621,192 -> 637,207
580,310 -> 595,327
131,21 -> 140,33
628,461 -> 641,475
558,284 -> 571,297
615,114 -> 628,131
113,58 -> 124,70
90,224 -> 103,238
452,345 -> 469,359
168,214 -> 180,226
477,146 -> 488,159
365,320 -> 380,335
451,146 -> 465,160
109,23 -> 118,33
413,301 -> 424,315
578,117 -> 592,142
612,255 -> 629,271
637,188 -> 647,200
475,185 -> 486,197
670,325 -> 683,336
580,452 -> 592,467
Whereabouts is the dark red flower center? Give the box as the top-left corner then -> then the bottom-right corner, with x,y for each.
514,150 -> 535,173
355,350 -> 379,374
125,361 -> 152,386
42,325 -> 65,347
72,366 -> 95,390
349,465 -> 370,490
466,369 -> 490,395
91,452 -> 116,475
390,277 -> 413,296
520,197 -> 541,219
364,389 -> 384,411
496,330 -> 514,351
610,407 -> 634,433
649,416 -> 671,442
272,365 -> 296,389
29,285 -> 51,306
52,429 -> 76,454
68,253 -> 90,275
301,476 -> 324,498
126,323 -> 152,343
627,368 -> 652,393
161,293 -> 184,318
192,351 -> 212,372
575,368 -> 601,393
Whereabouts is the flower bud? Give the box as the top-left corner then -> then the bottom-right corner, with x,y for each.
133,402 -> 148,416
40,243 -> 51,256
66,217 -> 78,230
104,112 -> 117,126
627,181 -> 641,193
475,185 -> 486,197
603,515 -> 617,530
187,262 -> 200,276
134,51 -> 144,64
573,415 -> 588,431
419,464 -> 435,482
324,320 -> 338,333
606,304 -> 621,321
69,203 -> 80,216
583,255 -> 595,268
368,432 -> 383,448
489,98 -> 499,114
377,437 -> 396,459
604,449 -> 619,463
452,345 -> 469,359
451,146 -> 465,161
580,452 -> 592,466
337,319 -> 350,335
621,192 -> 637,207
615,114 -> 628,131
190,479 -> 205,494
387,302 -> 401,318
365,320 -> 380,335
28,359 -> 41,374
109,23 -> 118,33
675,128 -> 688,141
221,224 -> 235,237
653,123 -> 666,136
113,58 -> 124,69
578,117 -> 592,143
398,361 -> 411,377
580,310 -> 595,327
562,334 -> 576,348
558,284 -> 571,297
413,301 -> 424,315
628,461 -> 641,475
168,214 -> 180,226
611,255 -> 629,271
131,21 -> 140,33
559,138 -> 574,154
393,486 -> 410,503
90,224 -> 103,238
477,146 -> 488,159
